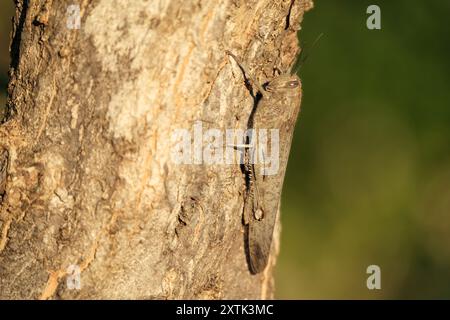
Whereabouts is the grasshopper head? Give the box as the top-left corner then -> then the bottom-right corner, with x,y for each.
265,74 -> 301,96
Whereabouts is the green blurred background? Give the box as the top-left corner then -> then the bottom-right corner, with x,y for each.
279,0 -> 450,299
0,2 -> 12,119
1,1 -> 449,299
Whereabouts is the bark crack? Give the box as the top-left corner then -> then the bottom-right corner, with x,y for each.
35,76 -> 56,142
39,205 -> 120,299
0,218 -> 12,253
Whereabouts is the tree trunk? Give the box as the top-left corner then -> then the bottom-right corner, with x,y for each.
0,0 -> 311,299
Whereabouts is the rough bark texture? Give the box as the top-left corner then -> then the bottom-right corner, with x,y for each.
0,0 -> 312,299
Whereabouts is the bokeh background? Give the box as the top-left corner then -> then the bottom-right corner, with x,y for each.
279,0 -> 450,299
1,1 -> 449,299
0,2 -> 13,119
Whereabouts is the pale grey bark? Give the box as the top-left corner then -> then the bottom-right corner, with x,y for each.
0,0 -> 311,299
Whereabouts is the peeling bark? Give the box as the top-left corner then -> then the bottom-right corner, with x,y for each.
0,0 -> 312,299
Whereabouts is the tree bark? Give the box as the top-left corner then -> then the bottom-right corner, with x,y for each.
0,0 -> 312,299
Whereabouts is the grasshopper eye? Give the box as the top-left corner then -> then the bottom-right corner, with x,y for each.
287,80 -> 299,88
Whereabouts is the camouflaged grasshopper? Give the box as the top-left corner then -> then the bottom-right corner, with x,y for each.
227,51 -> 302,273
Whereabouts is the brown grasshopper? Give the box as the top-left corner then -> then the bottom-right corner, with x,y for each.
227,51 -> 302,273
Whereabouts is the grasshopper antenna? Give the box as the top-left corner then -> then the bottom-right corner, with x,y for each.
292,33 -> 324,75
